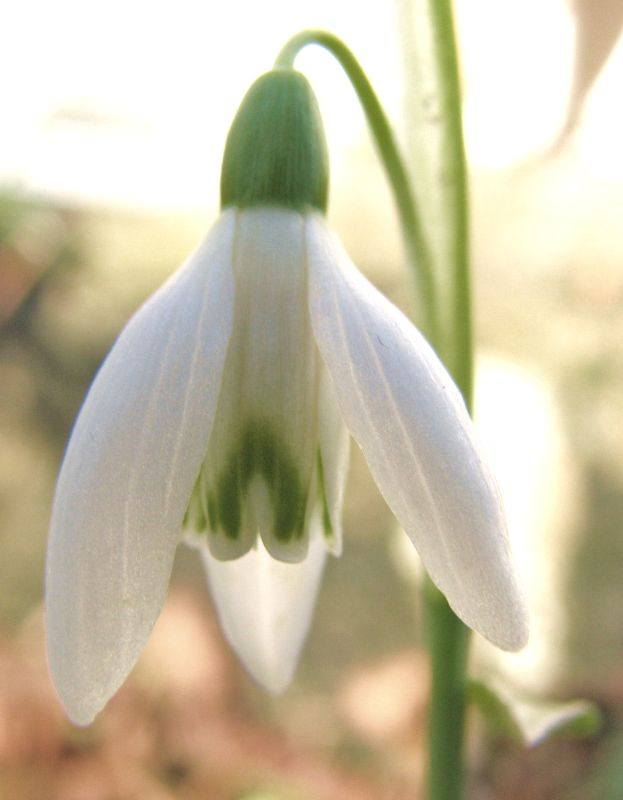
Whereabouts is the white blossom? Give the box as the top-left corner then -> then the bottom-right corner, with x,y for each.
46,206 -> 528,725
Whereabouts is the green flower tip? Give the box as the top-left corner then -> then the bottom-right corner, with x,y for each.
220,69 -> 329,213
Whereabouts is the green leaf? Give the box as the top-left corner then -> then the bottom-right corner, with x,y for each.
469,677 -> 601,747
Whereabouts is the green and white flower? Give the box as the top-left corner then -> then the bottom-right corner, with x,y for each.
46,70 -> 528,726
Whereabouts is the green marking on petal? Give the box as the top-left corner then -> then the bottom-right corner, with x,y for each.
250,419 -> 307,543
195,505 -> 207,533
189,418 -> 310,550
217,467 -> 242,539
273,456 -> 306,542
207,493 -> 218,530
316,451 -> 333,539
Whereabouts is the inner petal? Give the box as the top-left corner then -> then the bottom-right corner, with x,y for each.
185,208 -> 321,563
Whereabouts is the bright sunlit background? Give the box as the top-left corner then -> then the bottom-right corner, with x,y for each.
2,0 -> 623,798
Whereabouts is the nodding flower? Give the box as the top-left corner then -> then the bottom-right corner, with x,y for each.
45,69 -> 528,725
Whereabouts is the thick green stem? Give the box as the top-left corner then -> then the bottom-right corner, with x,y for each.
417,2 -> 472,799
425,581 -> 469,800
428,1 -> 472,407
275,30 -> 440,346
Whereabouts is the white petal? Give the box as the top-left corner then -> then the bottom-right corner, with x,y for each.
197,208 -> 320,563
46,211 -> 236,724
202,527 -> 327,693
306,215 -> 528,651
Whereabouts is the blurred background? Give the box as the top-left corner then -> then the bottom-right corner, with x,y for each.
2,0 -> 623,797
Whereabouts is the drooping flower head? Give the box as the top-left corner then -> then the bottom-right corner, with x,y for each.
46,68 -> 528,726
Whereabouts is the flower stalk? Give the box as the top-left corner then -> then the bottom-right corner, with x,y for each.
415,2 -> 473,797
275,30 -> 439,347
425,578 -> 470,800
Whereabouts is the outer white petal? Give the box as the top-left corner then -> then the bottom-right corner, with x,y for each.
46,210 -> 236,724
202,527 -> 327,693
306,215 -> 528,651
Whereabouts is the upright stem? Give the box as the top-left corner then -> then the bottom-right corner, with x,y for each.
429,0 -> 472,407
425,581 -> 469,800
414,2 -> 472,798
275,30 -> 440,346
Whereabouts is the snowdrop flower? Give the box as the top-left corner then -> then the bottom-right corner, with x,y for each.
46,69 -> 528,725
